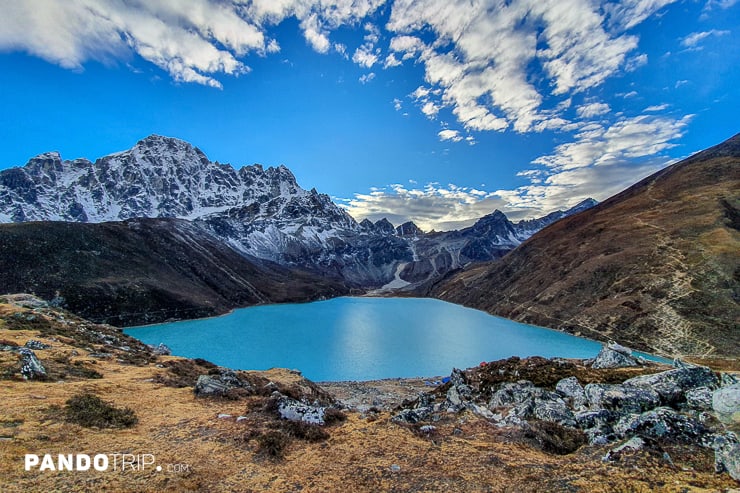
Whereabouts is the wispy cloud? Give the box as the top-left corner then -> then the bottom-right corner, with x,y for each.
681,29 -> 730,48
344,113 -> 692,230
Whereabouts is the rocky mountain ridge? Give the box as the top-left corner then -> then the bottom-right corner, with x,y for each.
0,135 -> 595,288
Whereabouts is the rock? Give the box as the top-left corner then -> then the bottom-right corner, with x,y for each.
24,340 -> 51,350
584,383 -> 660,414
712,384 -> 740,423
685,387 -> 714,411
150,343 -> 172,356
602,436 -> 645,462
217,413 -> 232,419
720,373 -> 739,387
713,434 -> 740,481
556,376 -> 588,410
489,381 -> 540,409
465,402 -> 498,421
18,348 -> 47,380
591,343 -> 639,369
624,366 -> 719,405
275,393 -> 326,425
613,407 -> 709,442
390,464 -> 401,472
194,375 -> 231,397
392,407 -> 433,424
575,409 -> 615,429
532,397 -> 577,427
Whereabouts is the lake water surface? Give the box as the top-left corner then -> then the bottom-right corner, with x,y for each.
125,297 -> 647,381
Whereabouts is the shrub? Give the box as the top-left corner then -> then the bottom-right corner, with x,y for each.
257,430 -> 290,459
283,420 -> 330,442
64,393 -> 138,429
323,407 -> 347,425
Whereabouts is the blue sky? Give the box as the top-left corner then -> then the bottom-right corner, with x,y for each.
0,0 -> 738,231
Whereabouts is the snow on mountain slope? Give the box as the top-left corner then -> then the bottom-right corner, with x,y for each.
0,135 -> 596,287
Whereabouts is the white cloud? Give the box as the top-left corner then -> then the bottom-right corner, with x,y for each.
438,129 -> 462,142
392,98 -> 403,111
385,0 -> 658,134
352,45 -> 379,67
0,0 -> 388,86
532,114 -> 692,171
644,103 -> 669,112
421,101 -> 440,118
576,102 -> 611,118
359,72 -> 375,84
681,29 -> 730,48
625,53 -> 648,71
383,52 -> 401,67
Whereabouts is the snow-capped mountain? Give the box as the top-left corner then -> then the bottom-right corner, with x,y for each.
0,135 -> 596,287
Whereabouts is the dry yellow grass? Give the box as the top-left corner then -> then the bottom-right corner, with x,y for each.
0,301 -> 737,492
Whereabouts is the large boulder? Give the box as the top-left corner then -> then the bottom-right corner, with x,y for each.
532,396 -> 577,427
713,384 -> 740,423
18,348 -> 47,380
613,407 -> 709,442
591,343 -> 639,369
713,434 -> 740,481
194,370 -> 253,398
624,366 -> 719,406
274,393 -> 326,425
584,383 -> 660,414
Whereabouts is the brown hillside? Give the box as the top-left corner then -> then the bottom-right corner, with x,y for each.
0,218 -> 350,326
432,133 -> 740,358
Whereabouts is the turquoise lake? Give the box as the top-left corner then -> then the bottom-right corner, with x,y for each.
124,297 -> 651,382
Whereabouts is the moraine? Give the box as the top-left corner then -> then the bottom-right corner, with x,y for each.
124,297 -> 664,382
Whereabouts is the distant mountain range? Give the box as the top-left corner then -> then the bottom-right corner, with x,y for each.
0,135 -> 595,289
431,133 -> 740,358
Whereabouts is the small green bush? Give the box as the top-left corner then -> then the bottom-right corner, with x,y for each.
64,393 -> 138,429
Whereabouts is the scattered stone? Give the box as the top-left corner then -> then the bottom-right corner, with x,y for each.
584,383 -> 660,414
713,384 -> 740,423
217,413 -> 232,419
236,416 -> 248,422
88,353 -> 113,359
390,464 -> 401,472
591,343 -> 639,369
24,340 -> 51,350
149,343 -> 172,356
603,436 -> 645,462
624,366 -> 719,405
19,348 -> 47,380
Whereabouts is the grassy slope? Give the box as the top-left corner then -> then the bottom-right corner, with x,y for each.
0,298 -> 737,492
432,134 -> 740,358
